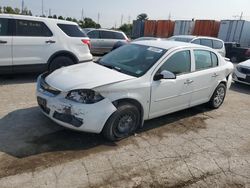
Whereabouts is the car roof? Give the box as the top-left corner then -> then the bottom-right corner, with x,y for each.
88,28 -> 124,33
171,35 -> 223,41
0,14 -> 78,25
132,40 -> 209,50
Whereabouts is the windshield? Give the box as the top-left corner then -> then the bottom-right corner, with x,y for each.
98,44 -> 166,77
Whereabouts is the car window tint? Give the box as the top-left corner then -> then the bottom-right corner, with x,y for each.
159,50 -> 191,75
57,24 -> 86,37
114,32 -> 125,40
191,39 -> 201,45
213,40 -> 223,49
16,20 -> 52,37
100,31 -> 114,39
0,18 -> 9,36
200,39 -> 213,48
194,50 -> 214,70
211,52 -> 218,67
87,30 -> 99,39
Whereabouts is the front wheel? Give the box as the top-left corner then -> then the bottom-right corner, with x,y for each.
208,83 -> 227,109
102,103 -> 140,141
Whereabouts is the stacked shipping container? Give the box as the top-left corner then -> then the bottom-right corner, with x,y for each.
173,20 -> 194,35
155,20 -> 175,38
144,20 -> 157,37
131,20 -> 145,39
192,20 -> 220,37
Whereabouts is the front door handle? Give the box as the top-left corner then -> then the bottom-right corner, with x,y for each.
212,73 -> 219,78
0,40 -> 7,44
184,79 -> 194,84
45,40 -> 56,44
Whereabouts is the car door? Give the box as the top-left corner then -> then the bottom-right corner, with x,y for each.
99,31 -> 117,53
149,50 -> 194,119
189,49 -> 221,106
0,18 -> 13,67
12,19 -> 55,66
87,30 -> 101,54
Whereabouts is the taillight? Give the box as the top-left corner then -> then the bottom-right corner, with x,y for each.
82,39 -> 91,49
245,49 -> 250,57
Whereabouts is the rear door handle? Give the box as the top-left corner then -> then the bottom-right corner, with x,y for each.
212,73 -> 219,77
0,40 -> 7,44
45,40 -> 56,44
184,79 -> 194,84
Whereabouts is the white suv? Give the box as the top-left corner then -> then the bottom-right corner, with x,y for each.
0,14 -> 92,74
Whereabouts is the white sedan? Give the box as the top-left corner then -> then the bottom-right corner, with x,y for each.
36,41 -> 234,141
233,60 -> 250,85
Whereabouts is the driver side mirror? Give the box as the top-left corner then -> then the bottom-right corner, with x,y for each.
153,70 -> 176,81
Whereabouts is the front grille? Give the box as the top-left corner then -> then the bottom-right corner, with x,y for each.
238,67 -> 250,75
40,74 -> 61,96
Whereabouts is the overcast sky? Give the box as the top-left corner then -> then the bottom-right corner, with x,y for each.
1,0 -> 250,28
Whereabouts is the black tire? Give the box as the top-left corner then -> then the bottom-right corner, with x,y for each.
208,83 -> 227,109
102,102 -> 140,141
49,56 -> 75,72
230,55 -> 238,63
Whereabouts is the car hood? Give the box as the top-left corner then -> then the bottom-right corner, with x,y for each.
45,62 -> 135,91
239,60 -> 250,67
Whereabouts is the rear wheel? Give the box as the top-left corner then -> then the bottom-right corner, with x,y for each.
49,56 -> 75,72
208,83 -> 227,109
102,103 -> 140,141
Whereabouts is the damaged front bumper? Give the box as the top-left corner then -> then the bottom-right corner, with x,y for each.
36,75 -> 117,133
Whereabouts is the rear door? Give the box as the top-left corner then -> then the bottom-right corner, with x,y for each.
99,30 -> 117,53
190,49 -> 221,106
0,18 -> 13,67
87,30 -> 101,54
12,19 -> 56,66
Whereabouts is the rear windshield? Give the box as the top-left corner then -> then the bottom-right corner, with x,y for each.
171,37 -> 193,42
57,24 -> 87,37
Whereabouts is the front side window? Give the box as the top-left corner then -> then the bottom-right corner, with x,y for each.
100,31 -> 114,39
0,18 -> 10,36
98,44 -> 166,77
16,20 -> 52,37
87,30 -> 100,39
200,39 -> 213,48
158,50 -> 191,75
194,50 -> 218,70
57,24 -> 86,37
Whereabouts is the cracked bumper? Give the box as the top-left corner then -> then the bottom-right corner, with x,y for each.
36,77 -> 117,134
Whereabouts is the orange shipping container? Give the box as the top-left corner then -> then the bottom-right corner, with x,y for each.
156,20 -> 175,38
144,20 -> 157,37
192,20 -> 220,37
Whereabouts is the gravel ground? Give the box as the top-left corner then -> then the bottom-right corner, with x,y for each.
0,74 -> 249,188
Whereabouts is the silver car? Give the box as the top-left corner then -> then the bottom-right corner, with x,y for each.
87,29 -> 129,54
169,35 -> 226,57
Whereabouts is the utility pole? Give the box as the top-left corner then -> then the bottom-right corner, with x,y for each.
81,8 -> 84,21
21,0 -> 24,14
97,12 -> 100,24
240,12 -> 243,20
128,15 -> 131,24
168,13 -> 171,20
42,0 -> 44,16
121,14 -> 123,26
49,9 -> 51,17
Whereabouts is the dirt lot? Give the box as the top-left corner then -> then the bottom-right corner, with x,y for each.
0,74 -> 250,188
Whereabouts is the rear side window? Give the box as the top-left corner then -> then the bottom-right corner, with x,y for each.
191,39 -> 201,45
16,20 -> 52,37
0,18 -> 10,36
57,24 -> 87,37
200,39 -> 213,48
159,50 -> 191,75
87,30 -> 100,39
114,32 -> 125,39
194,50 -> 218,70
213,40 -> 223,49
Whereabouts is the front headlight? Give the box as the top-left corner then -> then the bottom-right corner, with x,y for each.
66,89 -> 104,104
236,66 -> 242,72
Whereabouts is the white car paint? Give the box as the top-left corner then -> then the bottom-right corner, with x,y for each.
36,41 -> 234,134
233,60 -> 250,85
0,14 -> 92,72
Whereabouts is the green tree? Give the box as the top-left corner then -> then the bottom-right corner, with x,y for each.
66,17 -> 73,21
53,14 -> 57,19
119,23 -> 132,37
58,16 -> 64,20
0,6 -> 2,13
4,6 -> 15,14
137,13 -> 148,20
82,17 -> 101,28
14,8 -> 20,14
